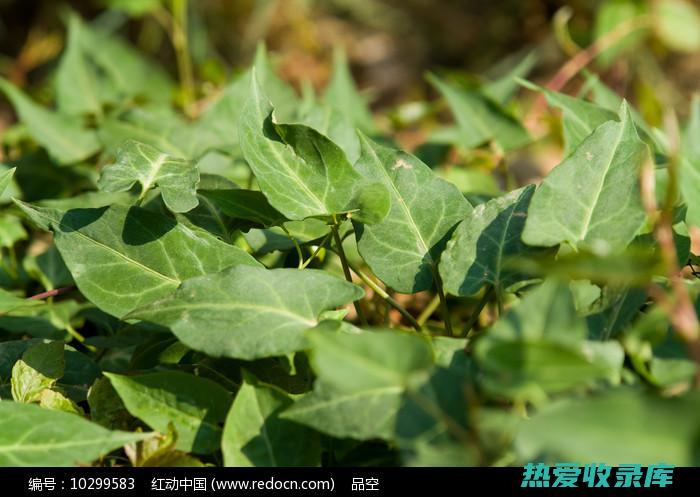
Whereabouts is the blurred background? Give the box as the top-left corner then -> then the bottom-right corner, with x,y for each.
2,0 -> 700,113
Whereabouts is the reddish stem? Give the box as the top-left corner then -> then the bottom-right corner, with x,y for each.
28,286 -> 75,300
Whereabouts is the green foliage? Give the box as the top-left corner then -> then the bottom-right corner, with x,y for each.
0,6 -> 699,469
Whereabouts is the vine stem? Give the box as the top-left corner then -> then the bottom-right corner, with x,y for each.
331,223 -> 367,326
433,268 -> 453,336
281,225 -> 304,268
639,114 -> 700,371
154,1 -> 195,117
417,294 -> 440,327
28,286 -> 75,300
462,285 -> 495,339
525,15 -> 651,131
345,260 -> 422,332
300,233 -> 331,269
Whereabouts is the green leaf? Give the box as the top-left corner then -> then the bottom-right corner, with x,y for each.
594,0 -> 646,66
522,103 -> 649,252
0,215 -> 27,249
23,245 -> 73,291
352,134 -> 472,293
0,400 -> 150,466
39,388 -> 84,415
196,43 -> 298,153
474,280 -> 624,402
681,95 -> 700,227
0,289 -> 44,315
307,328 -> 434,392
15,201 -> 259,318
97,140 -> 200,213
300,103 -> 362,163
129,265 -> 364,360
428,74 -> 530,151
281,327 -> 434,440
97,109 -> 191,159
482,51 -> 537,105
653,0 -> 700,52
87,377 -> 131,430
0,167 -> 16,197
78,20 -> 173,103
102,0 -> 162,16
520,80 -> 618,155
11,341 -> 64,403
440,185 -> 543,296
323,47 -> 375,132
516,388 -> 700,465
200,189 -> 286,227
240,74 -> 384,221
396,366 -> 474,466
105,371 -> 232,454
55,13 -> 102,116
221,374 -> 320,466
0,78 -> 100,164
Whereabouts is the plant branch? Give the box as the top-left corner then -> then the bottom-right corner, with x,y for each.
417,294 -> 441,327
281,225 -> 304,269
155,1 -> 195,117
433,268 -> 454,336
28,286 -> 75,300
345,260 -> 422,332
639,117 -> 700,370
462,285 -> 495,339
300,233 -> 331,269
331,223 -> 367,326
526,15 -> 651,130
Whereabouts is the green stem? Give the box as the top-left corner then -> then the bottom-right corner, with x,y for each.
346,260 -> 422,332
331,223 -> 367,326
169,0 -> 195,116
434,269 -> 454,336
281,225 -> 304,269
300,233 -> 331,269
462,285 -> 495,338
417,294 -> 441,327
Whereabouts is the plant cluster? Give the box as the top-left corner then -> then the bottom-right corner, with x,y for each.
0,4 -> 700,467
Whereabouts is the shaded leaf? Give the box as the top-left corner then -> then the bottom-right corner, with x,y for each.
98,140 -> 199,213
105,371 -> 232,454
522,103 -> 648,252
15,201 -> 259,318
516,388 -> 700,465
222,374 -> 320,467
129,266 -> 364,360
323,48 -> 375,132
353,134 -> 472,293
0,400 -> 149,466
0,78 -> 100,164
428,74 -> 529,151
440,185 -> 543,296
11,341 -> 64,403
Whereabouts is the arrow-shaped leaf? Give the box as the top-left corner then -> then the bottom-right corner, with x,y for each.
0,78 -> 100,165
221,374 -> 321,467
239,73 -> 388,222
428,73 -> 530,151
352,134 -> 472,293
15,201 -> 259,318
522,102 -> 649,252
440,185 -> 544,296
129,265 -> 364,360
98,140 -> 199,213
0,400 -> 149,466
105,371 -> 232,455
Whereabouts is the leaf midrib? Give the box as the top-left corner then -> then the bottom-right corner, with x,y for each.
361,136 -> 430,260
576,119 -> 626,241
250,81 -> 327,214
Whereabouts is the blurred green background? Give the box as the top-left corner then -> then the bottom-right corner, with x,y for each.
1,0 -> 700,116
